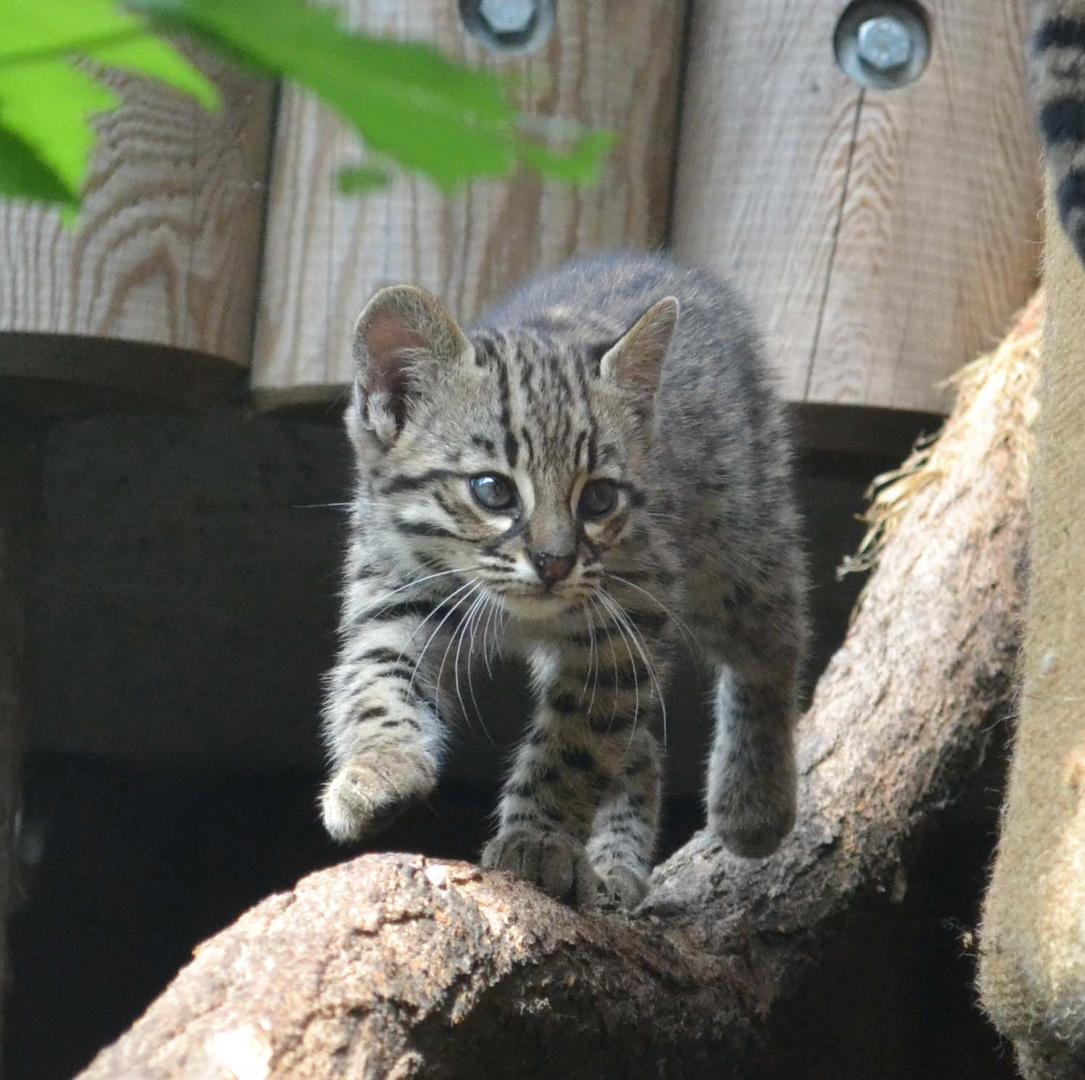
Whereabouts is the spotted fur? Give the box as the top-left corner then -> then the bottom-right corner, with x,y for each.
320,252 -> 808,910
1034,1 -> 1085,265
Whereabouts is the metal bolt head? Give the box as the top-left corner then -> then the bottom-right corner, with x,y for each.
477,0 -> 537,35
856,16 -> 913,72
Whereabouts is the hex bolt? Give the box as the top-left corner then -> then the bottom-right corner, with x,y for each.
856,15 -> 914,72
477,0 -> 538,36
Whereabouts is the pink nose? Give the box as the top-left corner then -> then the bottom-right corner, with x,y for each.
531,550 -> 575,586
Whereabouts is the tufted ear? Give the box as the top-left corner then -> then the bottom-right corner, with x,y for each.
351,284 -> 471,446
599,296 -> 679,414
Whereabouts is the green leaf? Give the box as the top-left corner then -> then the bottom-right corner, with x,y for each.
0,0 -> 611,213
0,0 -> 217,212
338,165 -> 389,194
135,0 -> 516,189
0,60 -> 118,200
134,0 -> 610,190
0,126 -> 78,205
87,36 -> 219,110
517,130 -> 616,186
0,1 -> 218,109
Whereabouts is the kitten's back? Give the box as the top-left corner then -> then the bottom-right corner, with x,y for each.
473,251 -> 772,405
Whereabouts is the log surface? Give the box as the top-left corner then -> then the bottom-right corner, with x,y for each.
80,302 -> 1039,1077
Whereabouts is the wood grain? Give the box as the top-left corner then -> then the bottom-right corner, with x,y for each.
251,0 -> 685,405
672,0 -> 1041,417
0,48 -> 272,399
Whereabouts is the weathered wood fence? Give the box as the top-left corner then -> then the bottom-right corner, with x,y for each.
0,0 -> 1040,421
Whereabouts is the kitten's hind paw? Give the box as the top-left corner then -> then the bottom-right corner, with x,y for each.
481,827 -> 601,907
321,748 -> 437,843
710,782 -> 796,858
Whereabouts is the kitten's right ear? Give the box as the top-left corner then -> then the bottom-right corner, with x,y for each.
599,296 -> 679,418
351,284 -> 471,447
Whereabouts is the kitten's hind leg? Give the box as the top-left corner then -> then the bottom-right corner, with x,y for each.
585,728 -> 661,909
707,662 -> 798,858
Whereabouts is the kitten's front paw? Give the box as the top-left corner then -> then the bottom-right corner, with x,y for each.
481,827 -> 600,907
591,864 -> 649,912
321,748 -> 436,843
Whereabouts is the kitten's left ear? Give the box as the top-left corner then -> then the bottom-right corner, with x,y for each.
351,284 -> 471,446
599,297 -> 679,412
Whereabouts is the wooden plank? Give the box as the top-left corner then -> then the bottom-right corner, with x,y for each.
252,0 -> 685,405
0,48 -> 273,391
809,0 -> 1040,411
671,0 -> 862,404
672,0 -> 1041,419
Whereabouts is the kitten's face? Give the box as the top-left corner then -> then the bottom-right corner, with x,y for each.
376,342 -> 644,621
349,285 -> 677,622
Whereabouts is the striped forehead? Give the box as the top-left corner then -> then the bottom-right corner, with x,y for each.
473,330 -> 598,474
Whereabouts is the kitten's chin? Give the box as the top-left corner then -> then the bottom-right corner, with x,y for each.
498,592 -> 576,621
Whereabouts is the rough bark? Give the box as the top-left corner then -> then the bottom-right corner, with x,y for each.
0,415 -> 40,1068
79,301 -> 1040,1080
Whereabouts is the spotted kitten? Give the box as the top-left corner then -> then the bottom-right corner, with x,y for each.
1033,1 -> 1085,265
320,252 -> 807,910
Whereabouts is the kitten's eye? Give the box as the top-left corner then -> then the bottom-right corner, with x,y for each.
469,473 -> 518,512
578,479 -> 618,519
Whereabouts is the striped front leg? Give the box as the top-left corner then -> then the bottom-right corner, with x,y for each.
482,621 -> 668,909
320,574 -> 469,842
585,728 -> 661,909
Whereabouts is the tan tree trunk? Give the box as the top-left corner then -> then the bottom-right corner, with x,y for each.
78,300 -> 1041,1079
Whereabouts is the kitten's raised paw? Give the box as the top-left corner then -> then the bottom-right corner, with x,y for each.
481,827 -> 600,906
321,748 -> 436,843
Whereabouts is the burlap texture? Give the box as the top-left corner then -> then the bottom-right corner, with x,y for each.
978,187 -> 1085,1078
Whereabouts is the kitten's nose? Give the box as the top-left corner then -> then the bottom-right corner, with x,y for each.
531,550 -> 576,586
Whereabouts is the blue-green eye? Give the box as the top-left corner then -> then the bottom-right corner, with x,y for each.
470,473 -> 518,512
578,479 -> 618,519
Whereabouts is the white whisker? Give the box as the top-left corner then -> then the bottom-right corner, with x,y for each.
406,579 -> 481,705
596,587 -> 668,750
355,568 -> 463,620
594,590 -> 640,737
461,593 -> 498,747
605,572 -> 696,652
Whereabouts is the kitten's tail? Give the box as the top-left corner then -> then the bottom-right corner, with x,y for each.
1034,1 -> 1085,267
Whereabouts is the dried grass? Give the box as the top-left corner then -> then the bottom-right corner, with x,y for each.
839,292 -> 1044,579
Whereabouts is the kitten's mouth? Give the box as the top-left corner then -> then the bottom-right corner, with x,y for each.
496,590 -> 577,621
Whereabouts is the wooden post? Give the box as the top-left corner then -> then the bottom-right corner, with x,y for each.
0,51 -> 272,404
251,0 -> 686,405
0,415 -> 40,1065
672,0 -> 1040,424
